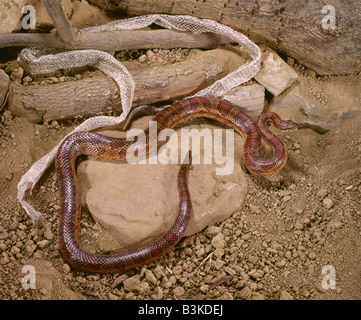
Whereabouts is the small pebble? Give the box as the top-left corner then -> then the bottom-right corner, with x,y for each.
294,221 -> 303,230
153,287 -> 163,299
211,233 -> 225,249
108,292 -> 118,300
135,281 -> 150,294
173,286 -> 185,297
248,255 -> 258,265
62,263 -> 71,273
278,290 -> 294,300
138,54 -> 147,63
44,228 -> 55,240
37,239 -> 49,249
219,292 -> 233,300
251,292 -> 265,300
316,189 -> 328,199
145,270 -> 157,285
238,287 -> 252,300
10,246 -> 21,255
123,275 -> 140,292
322,198 -> 334,209
279,190 -> 291,197
206,226 -> 222,235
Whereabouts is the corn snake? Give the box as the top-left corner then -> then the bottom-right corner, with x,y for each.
56,96 -> 297,273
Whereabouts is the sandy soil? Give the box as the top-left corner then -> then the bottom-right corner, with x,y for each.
0,43 -> 360,300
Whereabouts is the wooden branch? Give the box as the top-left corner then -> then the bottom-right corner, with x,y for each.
41,0 -> 78,43
8,48 -> 243,123
0,29 -> 231,50
89,0 -> 361,75
0,0 -> 230,51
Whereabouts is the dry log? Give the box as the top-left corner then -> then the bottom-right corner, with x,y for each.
9,48 -> 245,123
89,0 -> 361,75
41,0 -> 78,43
0,29 -> 231,51
0,0 -> 230,51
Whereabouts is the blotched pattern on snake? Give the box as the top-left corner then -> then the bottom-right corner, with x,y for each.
56,96 -> 297,273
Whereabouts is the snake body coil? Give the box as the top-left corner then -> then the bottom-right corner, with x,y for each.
56,96 -> 297,273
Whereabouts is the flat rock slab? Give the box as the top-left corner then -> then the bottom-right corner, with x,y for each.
269,86 -> 361,133
78,117 -> 247,250
254,47 -> 298,96
221,83 -> 265,119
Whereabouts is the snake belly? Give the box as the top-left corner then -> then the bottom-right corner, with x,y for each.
56,96 -> 297,273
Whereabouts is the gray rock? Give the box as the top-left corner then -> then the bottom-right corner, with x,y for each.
269,86 -> 361,133
221,83 -> 265,119
254,47 -> 298,96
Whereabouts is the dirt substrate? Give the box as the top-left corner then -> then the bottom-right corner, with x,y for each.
0,48 -> 360,300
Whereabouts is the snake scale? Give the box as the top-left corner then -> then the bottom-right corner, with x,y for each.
56,96 -> 297,273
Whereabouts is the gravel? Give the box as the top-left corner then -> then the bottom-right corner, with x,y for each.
1,49 -> 360,301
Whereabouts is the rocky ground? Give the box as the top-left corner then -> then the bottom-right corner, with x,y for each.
0,43 -> 360,300
0,0 -> 360,302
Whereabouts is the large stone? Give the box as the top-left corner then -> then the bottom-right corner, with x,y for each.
269,86 -> 361,133
254,47 -> 298,96
220,83 -> 265,119
0,0 -> 27,34
78,116 -> 248,250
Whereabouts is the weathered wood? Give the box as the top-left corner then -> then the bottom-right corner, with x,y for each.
89,0 -> 361,75
0,29 -> 231,51
41,0 -> 78,43
8,48 -> 244,123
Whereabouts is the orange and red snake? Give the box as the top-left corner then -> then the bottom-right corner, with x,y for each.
56,96 -> 297,273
